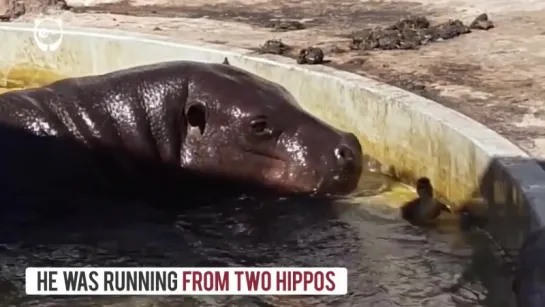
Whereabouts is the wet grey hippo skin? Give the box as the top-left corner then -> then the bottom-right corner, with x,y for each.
513,227 -> 545,307
0,60 -> 363,201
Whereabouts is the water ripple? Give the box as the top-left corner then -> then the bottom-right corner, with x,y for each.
0,196 -> 512,306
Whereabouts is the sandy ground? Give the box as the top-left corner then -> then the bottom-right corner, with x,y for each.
13,0 -> 545,159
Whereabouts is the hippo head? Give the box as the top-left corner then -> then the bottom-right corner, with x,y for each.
179,64 -> 363,196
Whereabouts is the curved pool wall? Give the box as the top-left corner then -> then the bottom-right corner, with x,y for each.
0,23 -> 544,250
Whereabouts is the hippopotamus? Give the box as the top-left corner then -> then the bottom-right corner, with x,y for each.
0,60 -> 363,210
512,227 -> 545,306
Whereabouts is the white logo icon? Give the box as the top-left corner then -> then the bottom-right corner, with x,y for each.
33,17 -> 64,52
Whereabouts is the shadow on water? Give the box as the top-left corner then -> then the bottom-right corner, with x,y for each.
0,122 -> 539,307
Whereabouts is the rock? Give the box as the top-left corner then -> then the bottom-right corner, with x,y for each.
432,19 -> 471,40
296,47 -> 324,65
469,13 -> 495,30
0,0 -> 25,21
349,15 -> 479,51
259,39 -> 291,55
0,0 -> 70,20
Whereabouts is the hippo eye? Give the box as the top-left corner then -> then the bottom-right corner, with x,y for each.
249,117 -> 271,137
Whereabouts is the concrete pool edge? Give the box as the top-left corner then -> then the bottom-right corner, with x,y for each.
0,22 -> 544,248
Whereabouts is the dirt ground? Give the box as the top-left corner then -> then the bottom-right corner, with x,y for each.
13,0 -> 545,159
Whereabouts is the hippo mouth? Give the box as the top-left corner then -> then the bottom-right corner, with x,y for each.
244,148 -> 319,192
245,148 -> 285,164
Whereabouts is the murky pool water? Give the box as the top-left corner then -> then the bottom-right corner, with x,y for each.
0,66 -> 516,307
0,189 -> 515,307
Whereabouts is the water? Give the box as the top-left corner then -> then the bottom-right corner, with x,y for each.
0,181 -> 515,307
0,66 -> 516,306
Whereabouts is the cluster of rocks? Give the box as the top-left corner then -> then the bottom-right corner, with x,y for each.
0,0 -> 68,21
349,14 -> 494,51
0,0 -> 25,20
258,13 -> 494,65
258,40 -> 325,65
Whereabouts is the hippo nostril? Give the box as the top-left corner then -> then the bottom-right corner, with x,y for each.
334,145 -> 355,164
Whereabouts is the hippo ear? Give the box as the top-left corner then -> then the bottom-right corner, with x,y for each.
185,102 -> 207,135
222,57 -> 230,65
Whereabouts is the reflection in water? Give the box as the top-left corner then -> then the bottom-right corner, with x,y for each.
0,188 -> 515,307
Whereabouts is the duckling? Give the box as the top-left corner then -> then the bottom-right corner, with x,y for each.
401,177 -> 449,226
